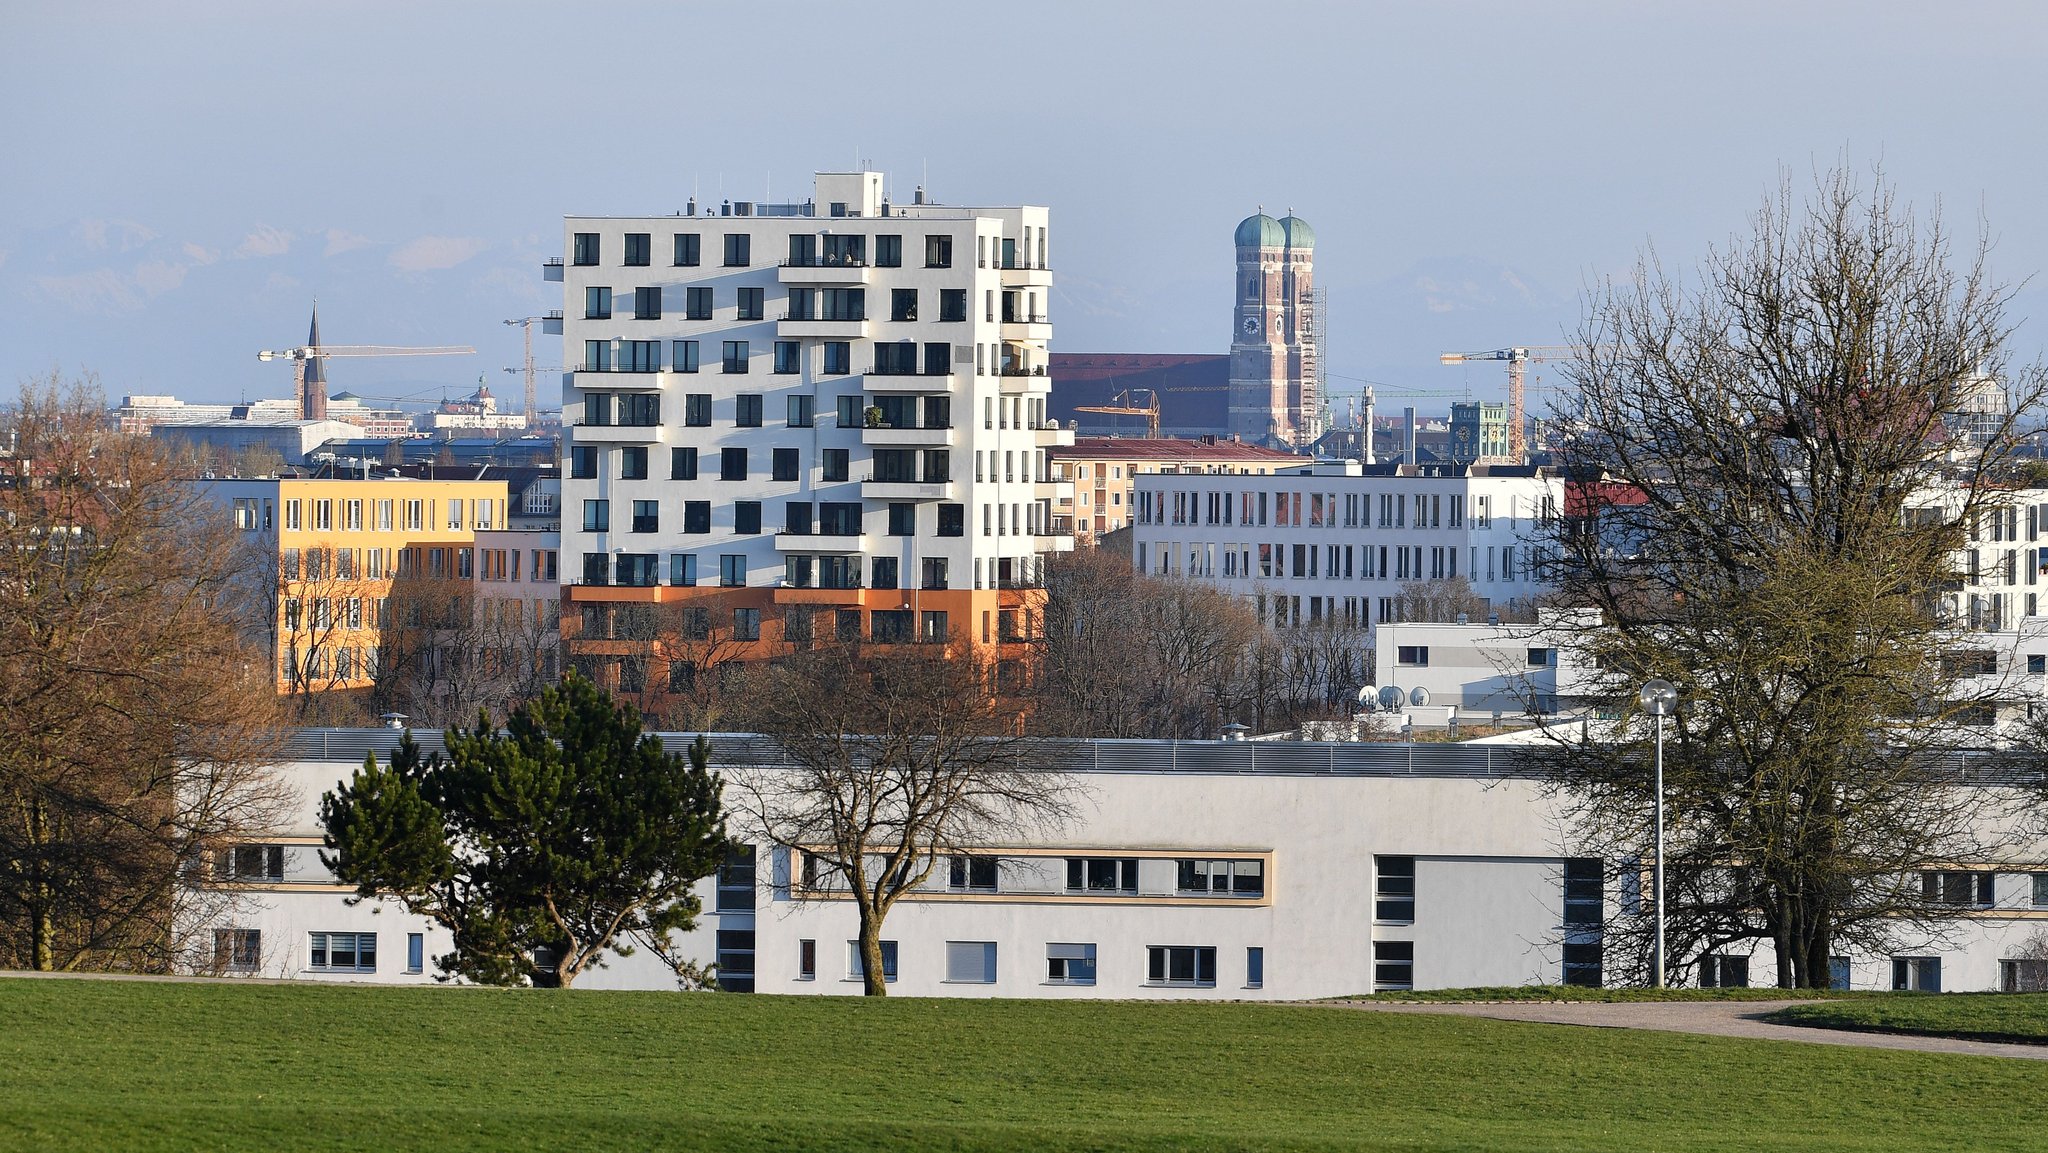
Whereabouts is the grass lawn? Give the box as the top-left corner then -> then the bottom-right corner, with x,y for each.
1769,994 -> 2048,1046
1348,985 -> 1868,1003
5,978 -> 2048,1152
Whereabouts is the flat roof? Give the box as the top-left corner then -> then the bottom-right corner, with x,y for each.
1054,437 -> 1303,463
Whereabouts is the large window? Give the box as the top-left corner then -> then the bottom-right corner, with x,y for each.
633,286 -> 660,319
214,928 -> 261,972
737,286 -> 764,321
720,448 -> 747,481
1564,858 -> 1603,926
683,501 -> 710,534
1066,857 -> 1139,894
1922,871 -> 1994,908
1396,646 -> 1429,667
1892,956 -> 1942,992
684,393 -> 711,426
672,340 -> 699,373
774,341 -> 801,374
874,341 -> 917,375
722,233 -> 750,267
1700,955 -> 1750,988
309,931 -> 377,972
734,501 -> 761,535
1147,945 -> 1216,987
891,288 -> 918,322
582,500 -> 609,532
671,447 -> 698,480
716,929 -> 755,993
630,500 -> 658,533
924,234 -> 952,268
1046,943 -> 1096,985
1562,942 -> 1603,988
823,341 -> 851,375
623,232 -> 650,266
673,232 -> 700,266
572,232 -> 598,265
733,607 -> 761,641
1375,856 -> 1415,922
620,446 -> 648,480
938,503 -> 964,537
1373,941 -> 1414,991
723,341 -> 750,374
848,940 -> 899,982
772,448 -> 799,482
947,855 -> 998,891
584,285 -> 611,319
735,394 -> 763,427
719,554 -> 745,587
822,448 -> 849,483
940,288 -> 967,322
1176,858 -> 1264,898
875,234 -> 902,267
946,941 -> 997,984
686,287 -> 713,320
216,844 -> 284,881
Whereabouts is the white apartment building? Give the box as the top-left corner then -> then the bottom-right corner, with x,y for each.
199,729 -> 2048,996
554,172 -> 1071,684
1130,460 -> 1561,634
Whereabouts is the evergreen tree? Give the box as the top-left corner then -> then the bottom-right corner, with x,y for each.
321,672 -> 727,987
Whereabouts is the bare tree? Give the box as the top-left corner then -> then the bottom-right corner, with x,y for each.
733,642 -> 1078,995
1535,167 -> 2045,987
0,375 -> 291,972
1393,575 -> 1494,624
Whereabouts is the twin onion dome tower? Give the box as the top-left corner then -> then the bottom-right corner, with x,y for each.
1229,210 -> 1321,450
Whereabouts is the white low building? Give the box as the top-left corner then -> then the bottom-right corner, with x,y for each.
198,728 -> 2048,997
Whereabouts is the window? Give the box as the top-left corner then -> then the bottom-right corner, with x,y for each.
633,286 -> 660,319
737,286 -> 764,320
923,342 -> 951,376
874,342 -> 917,375
1372,941 -> 1414,991
673,232 -> 700,266
1564,859 -> 1603,926
940,288 -> 967,322
582,500 -> 610,532
214,928 -> 261,972
1700,955 -> 1750,988
2034,874 -> 2048,907
620,446 -> 648,479
721,447 -> 747,481
1375,856 -> 1415,922
891,288 -> 918,322
921,610 -> 948,642
309,931 -> 377,972
823,341 -> 850,375
936,503 -> 965,537
888,502 -> 915,536
787,394 -> 813,426
1046,943 -> 1096,985
683,502 -> 710,533
1563,943 -> 1603,988
684,393 -> 711,425
1147,945 -> 1216,987
1396,645 -> 1430,667
719,554 -> 745,586
407,933 -> 424,974
734,501 -> 761,535
1528,647 -> 1556,668
735,393 -> 763,426
584,285 -> 611,319
875,234 -> 902,267
820,502 -> 862,535
621,341 -> 660,373
672,340 -> 700,373
946,941 -> 997,984
1176,858 -> 1264,897
668,553 -> 696,586
1246,947 -> 1264,989
723,341 -> 750,373
722,233 -> 750,267
924,234 -> 952,268
1066,857 -> 1139,893
572,232 -> 598,265
785,502 -> 813,535
1922,870 -> 1994,907
799,939 -> 817,980
671,447 -> 698,480
848,940 -> 898,982
716,929 -> 755,992
1892,956 -> 1942,992
622,232 -> 650,265
947,855 -> 998,892
685,286 -> 713,320
822,448 -> 849,482
733,607 -> 761,641
870,606 -> 909,639
773,341 -> 800,377
217,844 -> 285,881
624,499 -> 657,533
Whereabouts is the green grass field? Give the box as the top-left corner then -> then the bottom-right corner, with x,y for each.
1770,994 -> 2048,1046
4,978 -> 2048,1152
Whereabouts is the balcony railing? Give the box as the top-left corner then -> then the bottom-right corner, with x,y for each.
780,310 -> 867,323
573,363 -> 664,374
872,366 -> 954,378
780,256 -> 869,268
999,365 -> 1048,378
1002,312 -> 1050,325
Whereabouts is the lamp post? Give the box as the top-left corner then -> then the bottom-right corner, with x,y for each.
1639,678 -> 1678,988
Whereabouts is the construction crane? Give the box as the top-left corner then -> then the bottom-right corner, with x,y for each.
258,305 -> 475,421
1437,345 -> 1573,462
502,365 -> 567,423
503,314 -> 560,430
1074,388 -> 1161,438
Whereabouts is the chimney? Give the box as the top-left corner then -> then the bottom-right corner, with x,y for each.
1404,406 -> 1418,466
914,185 -> 925,205
1362,386 -> 1376,465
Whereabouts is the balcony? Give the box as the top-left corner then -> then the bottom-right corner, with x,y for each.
779,314 -> 870,339
865,370 -> 960,393
774,532 -> 873,554
778,257 -> 874,286
1000,315 -> 1052,342
571,366 -> 668,389
999,262 -> 1053,287
1033,424 -> 1075,448
542,310 -> 564,335
543,258 -> 564,282
862,423 -> 957,448
861,478 -> 955,502
570,422 -> 666,444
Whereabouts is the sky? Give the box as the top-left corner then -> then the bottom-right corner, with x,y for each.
4,0 -> 2047,416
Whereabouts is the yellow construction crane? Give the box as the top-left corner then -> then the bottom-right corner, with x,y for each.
1075,388 -> 1161,438
1437,345 -> 1573,461
259,305 -> 475,421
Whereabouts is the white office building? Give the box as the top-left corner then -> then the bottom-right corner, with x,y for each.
553,172 -> 1071,677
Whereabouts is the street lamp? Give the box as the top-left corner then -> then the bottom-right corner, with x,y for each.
1639,678 -> 1678,988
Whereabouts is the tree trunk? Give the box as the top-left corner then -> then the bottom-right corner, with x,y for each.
857,906 -> 889,997
33,906 -> 54,972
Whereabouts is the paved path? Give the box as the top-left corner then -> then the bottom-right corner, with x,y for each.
1332,999 -> 2048,1061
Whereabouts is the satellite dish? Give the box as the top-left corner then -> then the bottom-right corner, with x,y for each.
1356,685 -> 1379,712
1377,685 -> 1405,710
1410,687 -> 1431,707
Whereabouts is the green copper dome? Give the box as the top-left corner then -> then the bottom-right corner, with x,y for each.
1235,213 -> 1284,249
1280,215 -> 1315,250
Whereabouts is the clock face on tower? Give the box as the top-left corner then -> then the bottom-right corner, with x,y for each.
1242,315 -> 1260,336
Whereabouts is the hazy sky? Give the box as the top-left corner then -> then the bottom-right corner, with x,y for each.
5,1 -> 2045,414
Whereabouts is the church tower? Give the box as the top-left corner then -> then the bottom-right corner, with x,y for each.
1228,211 -> 1319,448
